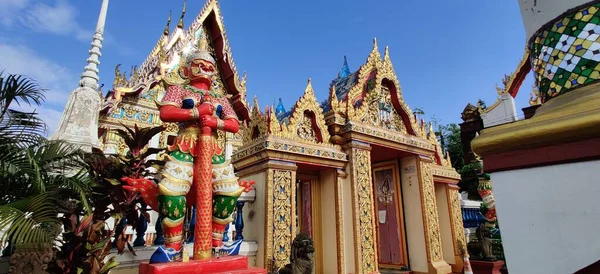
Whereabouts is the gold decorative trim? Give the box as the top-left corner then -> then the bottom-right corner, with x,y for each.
158,184 -> 188,196
340,122 -> 435,152
349,147 -> 377,273
417,159 -> 443,262
432,166 -> 461,180
446,185 -> 466,256
163,216 -> 185,227
472,82 -> 600,157
276,79 -> 332,145
212,216 -> 234,225
344,39 -> 424,138
335,169 -> 345,274
265,168 -> 296,271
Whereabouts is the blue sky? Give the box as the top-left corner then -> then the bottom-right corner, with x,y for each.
0,0 -> 533,135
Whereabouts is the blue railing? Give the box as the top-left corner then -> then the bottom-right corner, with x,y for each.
462,207 -> 485,228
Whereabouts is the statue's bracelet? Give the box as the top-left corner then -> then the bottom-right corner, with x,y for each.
191,108 -> 199,119
217,119 -> 224,130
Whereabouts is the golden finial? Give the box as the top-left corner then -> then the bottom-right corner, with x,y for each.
529,85 -> 542,106
373,37 -> 378,51
267,104 -> 280,133
240,72 -> 247,89
177,0 -> 187,29
304,78 -> 315,97
253,95 -> 260,110
384,45 -> 391,62
163,10 -> 172,36
197,29 -> 209,53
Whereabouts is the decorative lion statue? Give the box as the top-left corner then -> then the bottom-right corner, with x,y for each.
276,233 -> 315,274
467,223 -> 496,261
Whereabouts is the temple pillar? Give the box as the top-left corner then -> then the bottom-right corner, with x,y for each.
264,161 -> 297,271
439,184 -> 466,273
335,168 -> 351,274
344,141 -> 378,274
400,155 -> 451,274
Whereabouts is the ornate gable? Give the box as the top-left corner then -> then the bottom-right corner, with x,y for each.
242,97 -> 268,143
100,0 -> 250,129
281,80 -> 331,144
330,39 -> 427,139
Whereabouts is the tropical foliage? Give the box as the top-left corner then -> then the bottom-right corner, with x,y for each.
0,71 -> 90,254
0,71 -> 166,273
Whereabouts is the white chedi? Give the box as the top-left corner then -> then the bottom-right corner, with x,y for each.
518,0 -> 593,39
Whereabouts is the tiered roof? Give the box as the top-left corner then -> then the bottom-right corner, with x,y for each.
234,38 -> 458,177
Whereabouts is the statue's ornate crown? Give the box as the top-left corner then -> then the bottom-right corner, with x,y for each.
183,31 -> 215,66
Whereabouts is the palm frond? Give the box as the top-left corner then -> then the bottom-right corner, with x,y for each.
48,170 -> 93,214
0,192 -> 60,248
0,71 -> 46,118
0,109 -> 46,147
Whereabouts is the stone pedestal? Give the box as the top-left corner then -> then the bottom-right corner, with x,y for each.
470,260 -> 505,274
139,255 -> 266,274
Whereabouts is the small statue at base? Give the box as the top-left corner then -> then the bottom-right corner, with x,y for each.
276,233 -> 315,274
467,223 -> 496,261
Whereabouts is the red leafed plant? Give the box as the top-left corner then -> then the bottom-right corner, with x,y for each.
47,123 -> 165,274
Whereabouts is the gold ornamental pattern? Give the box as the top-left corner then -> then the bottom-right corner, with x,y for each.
447,186 -> 467,255
419,161 -> 443,262
266,169 -> 295,271
335,171 -> 345,274
351,148 -> 377,273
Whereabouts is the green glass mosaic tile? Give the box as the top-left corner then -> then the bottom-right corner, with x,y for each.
530,1 -> 600,102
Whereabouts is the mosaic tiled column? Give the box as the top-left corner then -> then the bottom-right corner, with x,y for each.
530,1 -> 600,102
416,157 -> 451,273
264,161 -> 297,272
446,184 -> 467,273
345,141 -> 378,274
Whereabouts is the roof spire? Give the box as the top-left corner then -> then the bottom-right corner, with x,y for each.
177,0 -> 186,29
79,0 -> 109,90
275,98 -> 286,116
163,10 -> 172,36
339,55 -> 351,78
51,0 -> 108,151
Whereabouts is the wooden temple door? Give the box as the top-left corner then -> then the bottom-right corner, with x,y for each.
296,179 -> 314,237
372,161 -> 408,269
295,175 -> 322,273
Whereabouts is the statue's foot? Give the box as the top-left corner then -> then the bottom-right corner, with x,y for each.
149,246 -> 183,264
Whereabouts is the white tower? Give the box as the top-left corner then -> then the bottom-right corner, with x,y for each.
52,0 -> 109,151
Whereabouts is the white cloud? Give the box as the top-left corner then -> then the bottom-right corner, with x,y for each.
0,0 -> 133,55
0,42 -> 75,136
19,0 -> 91,41
0,0 -> 29,26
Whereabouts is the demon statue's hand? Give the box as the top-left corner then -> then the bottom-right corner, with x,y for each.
199,115 -> 218,129
197,103 -> 214,116
121,177 -> 159,211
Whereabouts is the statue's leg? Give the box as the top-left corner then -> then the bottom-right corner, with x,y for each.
150,150 -> 194,263
211,156 -> 245,248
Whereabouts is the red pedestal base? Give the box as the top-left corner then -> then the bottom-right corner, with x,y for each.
470,260 -> 505,274
139,255 -> 267,274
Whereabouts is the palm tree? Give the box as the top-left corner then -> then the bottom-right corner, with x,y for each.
0,71 -> 91,253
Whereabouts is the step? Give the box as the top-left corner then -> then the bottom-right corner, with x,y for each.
139,256 -> 266,274
211,267 -> 267,274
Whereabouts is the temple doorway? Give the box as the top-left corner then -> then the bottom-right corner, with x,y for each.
295,174 -> 322,272
372,160 -> 409,269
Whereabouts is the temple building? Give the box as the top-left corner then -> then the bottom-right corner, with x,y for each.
472,0 -> 600,273
78,0 -> 468,273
